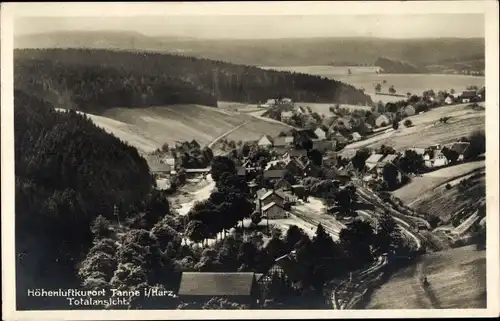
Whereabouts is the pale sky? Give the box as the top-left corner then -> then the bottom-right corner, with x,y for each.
14,14 -> 485,39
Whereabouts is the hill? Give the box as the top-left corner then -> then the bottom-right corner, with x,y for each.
340,103 -> 485,158
14,48 -> 372,110
14,90 -> 170,309
375,57 -> 425,74
66,105 -> 290,154
365,245 -> 486,309
15,32 -> 484,71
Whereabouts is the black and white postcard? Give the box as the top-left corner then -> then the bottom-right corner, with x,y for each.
1,1 -> 499,320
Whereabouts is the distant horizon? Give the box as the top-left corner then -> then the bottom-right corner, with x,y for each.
14,14 -> 485,39
14,29 -> 486,41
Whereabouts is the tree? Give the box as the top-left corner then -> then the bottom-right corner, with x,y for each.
351,148 -> 371,172
403,119 -> 413,127
464,131 -> 485,159
339,220 -> 375,268
382,163 -> 399,190
307,149 -> 323,166
251,212 -> 262,225
375,212 -> 403,256
375,83 -> 382,93
210,156 -> 236,182
284,225 -> 304,252
392,120 -> 399,130
388,85 -> 396,95
90,215 -> 112,239
185,220 -> 210,246
398,150 -> 425,174
450,88 -> 456,94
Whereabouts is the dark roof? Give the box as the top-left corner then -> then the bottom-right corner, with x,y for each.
263,169 -> 286,179
178,272 -> 256,296
274,178 -> 292,189
461,91 -> 477,98
184,168 -> 211,173
297,129 -> 319,139
447,142 -> 470,155
287,149 -> 308,157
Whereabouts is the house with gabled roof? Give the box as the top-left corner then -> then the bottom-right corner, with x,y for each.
261,202 -> 288,219
460,90 -> 477,103
177,272 -> 260,307
444,141 -> 470,161
282,149 -> 308,161
263,169 -> 287,182
258,252 -> 302,291
274,178 -> 293,191
314,127 -> 327,140
257,189 -> 286,209
273,136 -> 294,148
257,135 -> 274,148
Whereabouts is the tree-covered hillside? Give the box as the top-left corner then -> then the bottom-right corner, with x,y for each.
14,49 -> 372,112
14,90 -> 168,309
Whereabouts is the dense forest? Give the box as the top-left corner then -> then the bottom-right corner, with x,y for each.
375,57 -> 425,74
14,90 -> 170,309
14,49 -> 372,113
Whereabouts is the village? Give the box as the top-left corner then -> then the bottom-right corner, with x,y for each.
127,84 -> 488,308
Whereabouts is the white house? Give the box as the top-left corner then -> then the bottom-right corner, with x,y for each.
375,114 -> 391,127
313,127 -> 327,140
257,135 -> 274,148
281,111 -> 294,122
444,96 -> 454,105
424,150 -> 448,168
365,153 -> 385,171
348,132 -> 362,142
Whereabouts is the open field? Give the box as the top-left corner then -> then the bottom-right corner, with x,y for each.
392,160 -> 485,205
365,245 -> 486,309
60,104 -> 289,153
261,66 -> 484,97
339,103 -> 485,158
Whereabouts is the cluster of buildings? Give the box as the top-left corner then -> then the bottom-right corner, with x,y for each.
175,250 -> 306,308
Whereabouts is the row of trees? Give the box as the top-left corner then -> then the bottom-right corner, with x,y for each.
15,49 -> 373,109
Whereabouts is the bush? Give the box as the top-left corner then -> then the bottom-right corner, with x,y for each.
403,119 -> 413,127
445,183 -> 452,190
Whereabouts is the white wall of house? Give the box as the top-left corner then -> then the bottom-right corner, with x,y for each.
314,128 -> 326,140
264,205 -> 287,219
258,136 -> 273,147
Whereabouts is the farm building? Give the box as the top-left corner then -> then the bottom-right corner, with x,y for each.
314,127 -> 327,140
459,91 -> 477,103
284,159 -> 305,177
375,114 -> 391,127
281,111 -> 294,122
261,202 -> 288,219
177,272 -> 260,307
148,162 -> 173,176
348,132 -> 362,142
401,105 -> 416,117
257,135 -> 274,148
376,154 -> 400,175
445,142 -> 470,161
